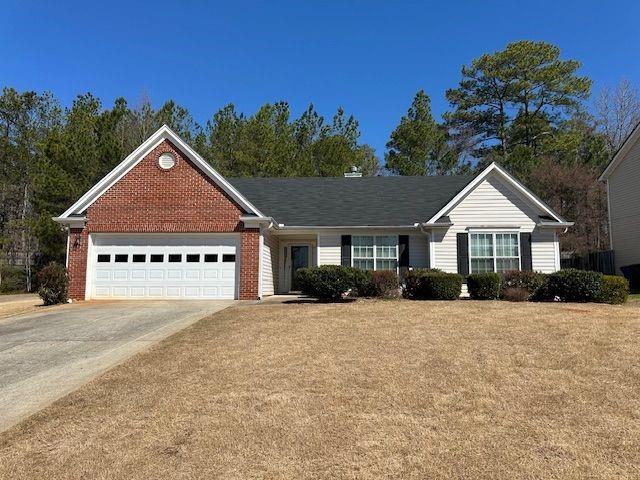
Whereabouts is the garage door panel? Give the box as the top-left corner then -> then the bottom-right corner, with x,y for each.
167,270 -> 182,280
91,235 -> 238,300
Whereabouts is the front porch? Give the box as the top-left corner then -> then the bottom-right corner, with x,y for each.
272,235 -> 317,294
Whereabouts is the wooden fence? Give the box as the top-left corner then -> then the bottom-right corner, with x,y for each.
560,250 -> 615,275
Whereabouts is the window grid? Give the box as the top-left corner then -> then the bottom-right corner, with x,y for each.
469,232 -> 520,274
352,235 -> 398,272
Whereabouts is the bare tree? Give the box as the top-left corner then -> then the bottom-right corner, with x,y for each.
596,78 -> 640,151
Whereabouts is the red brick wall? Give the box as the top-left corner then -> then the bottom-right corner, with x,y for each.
66,139 -> 260,300
67,228 -> 88,300
240,229 -> 260,300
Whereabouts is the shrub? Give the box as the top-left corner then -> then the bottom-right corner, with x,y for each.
547,269 -> 603,303
0,266 -> 27,293
36,263 -> 69,305
620,264 -> 640,294
500,270 -> 546,300
298,265 -> 367,302
368,270 -> 400,298
501,287 -> 530,302
597,275 -> 629,305
349,268 -> 375,298
529,274 -> 554,302
404,269 -> 462,300
467,273 -> 501,300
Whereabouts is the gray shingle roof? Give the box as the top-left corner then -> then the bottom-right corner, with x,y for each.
229,176 -> 474,226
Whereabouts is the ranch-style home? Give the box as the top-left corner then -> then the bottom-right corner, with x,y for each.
54,125 -> 572,300
599,121 -> 640,274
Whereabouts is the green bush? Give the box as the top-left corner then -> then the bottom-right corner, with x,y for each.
530,274 -> 554,302
467,273 -> 501,300
350,268 -> 375,298
501,287 -> 530,302
0,266 -> 27,293
368,270 -> 400,298
36,263 -> 69,305
547,269 -> 603,303
404,269 -> 462,300
597,275 -> 629,305
297,265 -> 365,302
500,270 -> 546,300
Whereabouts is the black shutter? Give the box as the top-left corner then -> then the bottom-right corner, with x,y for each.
341,235 -> 351,266
457,233 -> 469,276
520,232 -> 533,271
398,235 -> 410,276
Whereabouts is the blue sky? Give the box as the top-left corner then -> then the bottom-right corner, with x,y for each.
2,1 -> 639,158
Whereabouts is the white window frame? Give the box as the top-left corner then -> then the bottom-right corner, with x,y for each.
351,235 -> 399,273
468,231 -> 521,274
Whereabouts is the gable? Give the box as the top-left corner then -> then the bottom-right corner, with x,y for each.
600,121 -> 640,181
446,172 -> 540,227
86,139 -> 245,233
55,125 -> 263,222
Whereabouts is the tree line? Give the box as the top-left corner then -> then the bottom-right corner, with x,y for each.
1,40 -> 638,291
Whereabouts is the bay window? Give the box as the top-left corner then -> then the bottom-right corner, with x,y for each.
469,232 -> 520,274
352,235 -> 398,271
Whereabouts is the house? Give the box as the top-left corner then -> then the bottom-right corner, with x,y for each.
599,122 -> 640,274
54,125 -> 572,300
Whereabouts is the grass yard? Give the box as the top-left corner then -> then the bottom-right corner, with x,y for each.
1,300 -> 639,479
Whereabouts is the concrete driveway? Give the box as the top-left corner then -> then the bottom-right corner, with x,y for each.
0,300 -> 233,431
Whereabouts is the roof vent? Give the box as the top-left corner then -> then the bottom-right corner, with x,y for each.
158,152 -> 176,170
344,165 -> 362,178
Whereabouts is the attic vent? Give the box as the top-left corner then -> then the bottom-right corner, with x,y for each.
344,165 -> 362,178
158,152 -> 176,170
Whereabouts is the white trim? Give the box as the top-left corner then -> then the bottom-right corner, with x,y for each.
426,162 -> 566,224
258,227 -> 264,299
281,240 -> 315,293
599,121 -> 640,181
85,234 -> 95,300
53,216 -> 86,228
465,225 -> 522,231
278,225 -> 419,230
55,125 -> 264,220
65,231 -> 70,269
468,231 -> 521,274
553,232 -> 561,271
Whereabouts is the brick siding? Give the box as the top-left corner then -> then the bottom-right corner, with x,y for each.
66,139 -> 260,300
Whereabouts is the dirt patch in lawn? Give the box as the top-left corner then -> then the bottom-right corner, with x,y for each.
1,300 -> 639,479
0,295 -> 49,320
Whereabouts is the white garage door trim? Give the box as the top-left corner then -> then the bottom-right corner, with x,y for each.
85,233 -> 240,300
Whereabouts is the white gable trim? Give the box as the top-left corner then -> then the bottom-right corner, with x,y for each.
599,121 -> 640,181
56,125 -> 264,220
426,162 -> 566,224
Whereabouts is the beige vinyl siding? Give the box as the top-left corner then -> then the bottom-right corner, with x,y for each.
261,229 -> 279,296
318,234 -> 341,265
531,230 -> 558,273
409,234 -> 429,268
607,135 -> 640,271
433,172 -> 558,273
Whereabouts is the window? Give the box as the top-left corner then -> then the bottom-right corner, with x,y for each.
168,254 -> 182,263
352,235 -> 398,271
204,254 -> 218,263
150,254 -> 164,263
114,254 -> 128,263
469,232 -> 520,274
132,254 -> 146,263
97,254 -> 110,263
222,254 -> 236,263
186,254 -> 200,263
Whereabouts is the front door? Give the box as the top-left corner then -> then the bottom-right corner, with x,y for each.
290,245 -> 310,291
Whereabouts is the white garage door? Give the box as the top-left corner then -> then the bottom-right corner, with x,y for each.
89,234 -> 238,299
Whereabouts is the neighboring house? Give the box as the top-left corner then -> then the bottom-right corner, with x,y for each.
599,122 -> 640,274
54,125 -> 572,301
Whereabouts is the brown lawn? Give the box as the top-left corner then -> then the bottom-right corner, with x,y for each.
1,300 -> 639,479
